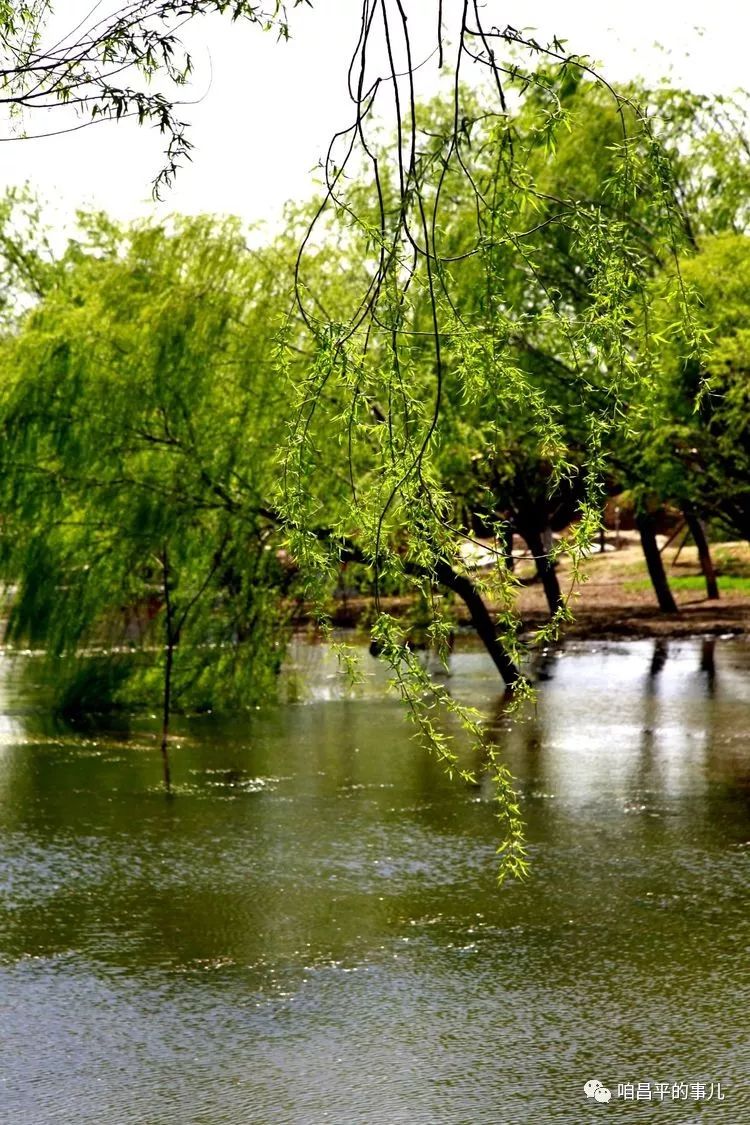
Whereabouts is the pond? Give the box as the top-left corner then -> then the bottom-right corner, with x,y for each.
0,637 -> 747,1123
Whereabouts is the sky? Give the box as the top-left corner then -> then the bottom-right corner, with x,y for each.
1,0 -> 749,233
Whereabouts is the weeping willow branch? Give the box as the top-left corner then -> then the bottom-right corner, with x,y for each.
0,1 -> 301,194
277,2 -> 706,878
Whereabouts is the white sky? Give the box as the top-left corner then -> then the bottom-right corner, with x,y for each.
2,0 -> 749,233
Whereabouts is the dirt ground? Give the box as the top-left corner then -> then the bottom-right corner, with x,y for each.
321,532 -> 750,640
513,532 -> 750,639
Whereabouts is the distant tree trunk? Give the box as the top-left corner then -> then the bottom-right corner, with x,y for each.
522,526 -> 563,616
683,504 -> 719,600
636,512 -> 679,614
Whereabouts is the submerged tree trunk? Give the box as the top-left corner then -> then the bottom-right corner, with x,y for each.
683,504 -> 719,600
333,533 -> 521,687
160,546 -> 175,795
522,526 -> 563,616
160,639 -> 174,794
700,638 -> 716,692
636,512 -> 679,614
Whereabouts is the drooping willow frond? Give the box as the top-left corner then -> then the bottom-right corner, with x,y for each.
279,2 -> 705,877
0,1 -> 301,193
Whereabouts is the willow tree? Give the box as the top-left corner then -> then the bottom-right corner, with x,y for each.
420,76 -> 749,616
641,233 -> 750,544
0,215 -> 297,788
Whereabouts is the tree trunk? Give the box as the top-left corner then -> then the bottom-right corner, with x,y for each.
268,511 -> 523,689
432,559 -> 521,687
700,638 -> 716,692
160,546 -> 174,795
522,526 -> 563,616
649,637 -> 669,678
636,512 -> 679,614
683,505 -> 719,600
160,639 -> 174,795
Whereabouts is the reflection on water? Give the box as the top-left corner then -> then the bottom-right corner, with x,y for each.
0,638 -> 748,1123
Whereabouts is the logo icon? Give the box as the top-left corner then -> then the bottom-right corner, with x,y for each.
585,1079 -> 612,1103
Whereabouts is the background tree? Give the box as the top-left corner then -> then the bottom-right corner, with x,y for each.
0,214 -> 298,786
286,67 -> 701,646
422,74 -> 750,615
643,233 -> 750,544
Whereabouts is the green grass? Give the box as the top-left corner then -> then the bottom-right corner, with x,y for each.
624,575 -> 750,593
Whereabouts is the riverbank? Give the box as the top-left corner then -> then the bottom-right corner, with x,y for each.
319,534 -> 750,641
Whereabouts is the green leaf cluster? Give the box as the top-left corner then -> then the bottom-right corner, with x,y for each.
0,214 -> 296,713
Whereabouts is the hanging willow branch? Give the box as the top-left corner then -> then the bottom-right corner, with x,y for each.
278,1 -> 706,879
0,1 -> 302,194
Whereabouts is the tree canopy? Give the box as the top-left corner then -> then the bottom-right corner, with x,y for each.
0,215 -> 299,751
642,233 -> 750,541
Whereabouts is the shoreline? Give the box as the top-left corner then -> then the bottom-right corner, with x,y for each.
299,535 -> 750,644
307,594 -> 750,643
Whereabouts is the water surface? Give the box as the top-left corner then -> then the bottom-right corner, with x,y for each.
0,637 -> 748,1123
